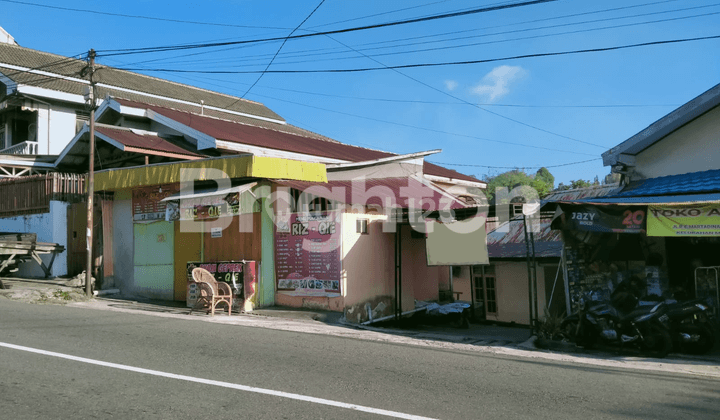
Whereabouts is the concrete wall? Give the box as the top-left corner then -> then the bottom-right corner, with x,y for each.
634,105 -> 720,179
112,190 -> 134,295
342,212 -> 394,322
0,200 -> 68,277
399,225 -> 447,311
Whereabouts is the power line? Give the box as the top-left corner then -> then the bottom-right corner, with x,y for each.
173,1 -> 716,68
246,91 -> 599,157
306,0 -> 454,29
95,0 -> 558,57
318,33 -> 606,150
427,158 -> 603,169
0,0 -> 291,30
239,0 -> 326,99
143,72 -> 680,108
219,5 -> 720,68
120,34 -> 720,74
110,0 -> 689,69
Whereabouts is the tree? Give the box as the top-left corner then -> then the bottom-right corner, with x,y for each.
483,167 -> 555,203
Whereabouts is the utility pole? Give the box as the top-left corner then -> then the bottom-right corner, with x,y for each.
84,49 -> 97,297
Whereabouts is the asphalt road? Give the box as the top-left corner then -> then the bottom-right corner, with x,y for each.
0,300 -> 718,420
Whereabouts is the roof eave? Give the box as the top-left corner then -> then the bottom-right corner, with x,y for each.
603,82 -> 720,167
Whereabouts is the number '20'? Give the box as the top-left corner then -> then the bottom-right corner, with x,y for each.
622,209 -> 645,226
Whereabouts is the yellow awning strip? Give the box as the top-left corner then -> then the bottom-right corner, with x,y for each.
93,155 -> 327,190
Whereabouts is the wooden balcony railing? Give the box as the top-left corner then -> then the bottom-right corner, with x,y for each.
0,173 -> 86,217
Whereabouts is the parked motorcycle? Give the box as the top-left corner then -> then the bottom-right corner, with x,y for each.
561,291 -> 674,358
663,299 -> 715,355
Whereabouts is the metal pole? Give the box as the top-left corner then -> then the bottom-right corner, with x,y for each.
530,229 -> 539,328
469,265 -> 476,319
523,214 -> 534,334
85,49 -> 96,298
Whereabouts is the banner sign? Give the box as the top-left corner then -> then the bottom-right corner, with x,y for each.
132,184 -> 179,222
275,212 -> 342,295
186,261 -> 244,308
562,205 -> 645,233
648,205 -> 720,237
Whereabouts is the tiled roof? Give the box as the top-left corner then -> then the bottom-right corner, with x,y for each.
274,178 -> 468,210
0,42 -> 283,121
116,98 -> 483,184
613,168 -> 720,197
95,126 -> 201,158
487,217 -> 562,258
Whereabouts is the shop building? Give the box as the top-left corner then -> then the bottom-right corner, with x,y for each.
545,82 -> 720,316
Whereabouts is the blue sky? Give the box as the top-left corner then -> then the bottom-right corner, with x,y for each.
3,0 -> 719,185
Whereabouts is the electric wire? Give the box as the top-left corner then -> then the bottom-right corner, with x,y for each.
0,0 -> 292,30
245,91 -> 599,156
161,2 -> 718,67
94,0 -> 558,57
238,0 -> 326,99
118,34 -> 720,74
427,158 -> 603,169
109,0 -> 690,68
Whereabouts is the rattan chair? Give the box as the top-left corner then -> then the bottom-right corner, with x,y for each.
190,267 -> 233,316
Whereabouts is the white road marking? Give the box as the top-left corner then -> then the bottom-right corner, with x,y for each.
0,341 -> 437,420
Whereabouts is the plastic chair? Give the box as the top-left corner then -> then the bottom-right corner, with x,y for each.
190,267 -> 233,316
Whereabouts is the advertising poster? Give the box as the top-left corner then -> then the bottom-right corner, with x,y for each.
648,205 -> 720,237
186,261 -> 244,308
275,212 -> 342,295
561,205 -> 645,233
132,184 -> 179,222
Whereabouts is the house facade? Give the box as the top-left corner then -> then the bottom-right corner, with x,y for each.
0,39 -> 490,321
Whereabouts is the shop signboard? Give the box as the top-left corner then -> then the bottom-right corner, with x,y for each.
177,191 -> 259,221
648,204 -> 720,237
562,205 -> 645,233
132,184 -> 179,222
186,261 -> 244,308
275,211 -> 341,295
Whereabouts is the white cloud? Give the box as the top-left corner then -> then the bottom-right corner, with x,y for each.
444,80 -> 458,91
471,65 -> 526,101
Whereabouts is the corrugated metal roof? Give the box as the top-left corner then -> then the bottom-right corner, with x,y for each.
487,217 -> 562,258
614,168 -> 720,197
543,184 -> 621,202
0,42 -> 283,121
116,98 -> 482,184
274,178 -> 468,210
564,192 -> 720,205
95,126 -> 201,158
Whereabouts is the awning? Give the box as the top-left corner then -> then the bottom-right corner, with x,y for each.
274,176 -> 468,211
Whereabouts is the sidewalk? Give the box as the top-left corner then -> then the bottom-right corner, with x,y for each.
2,278 -> 720,379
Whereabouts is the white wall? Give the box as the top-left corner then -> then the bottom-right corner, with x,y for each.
634,106 -> 720,179
112,195 -> 134,295
0,201 -> 68,277
46,105 -> 79,155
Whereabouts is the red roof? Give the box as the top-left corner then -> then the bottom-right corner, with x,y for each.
274,178 -> 468,211
114,98 -> 482,184
96,126 -> 201,158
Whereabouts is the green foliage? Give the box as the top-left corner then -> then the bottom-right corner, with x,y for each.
53,290 -> 72,301
537,307 -> 566,340
483,167 -> 555,203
